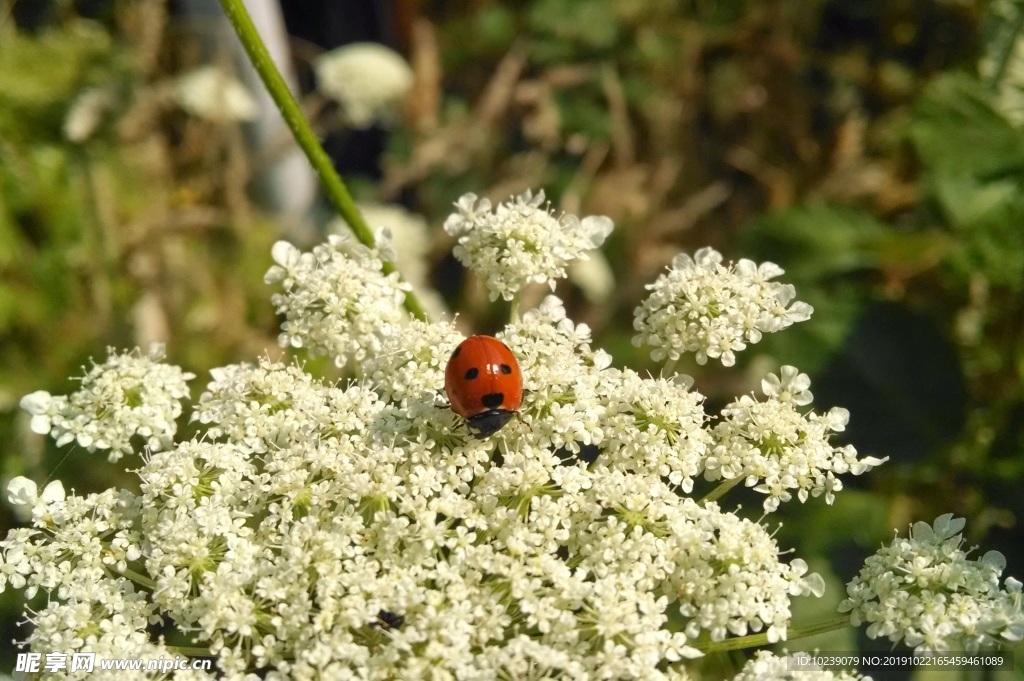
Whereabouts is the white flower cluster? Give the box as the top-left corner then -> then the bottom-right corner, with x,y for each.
4,190 -> 1012,678
839,514 -> 1024,652
264,236 -> 410,368
633,247 -> 814,366
708,366 -> 888,512
314,42 -> 413,128
18,344 -> 194,461
0,479 -> 172,678
444,190 -> 613,301
1,301 -> 833,678
333,203 -> 448,317
63,86 -> 116,142
734,651 -> 872,680
174,65 -> 259,123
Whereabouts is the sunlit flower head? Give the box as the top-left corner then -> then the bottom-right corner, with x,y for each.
264,236 -> 410,368
444,190 -> 613,301
314,42 -> 412,128
174,65 -> 259,122
18,344 -> 194,461
707,366 -> 887,512
839,514 -> 1024,653
633,247 -> 813,366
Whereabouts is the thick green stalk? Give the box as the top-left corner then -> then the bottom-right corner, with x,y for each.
217,0 -> 427,321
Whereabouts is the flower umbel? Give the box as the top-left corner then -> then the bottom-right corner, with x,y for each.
707,366 -> 887,512
314,42 -> 413,128
444,190 -> 613,302
839,514 -> 1024,653
264,236 -> 410,368
633,247 -> 814,366
18,343 -> 194,461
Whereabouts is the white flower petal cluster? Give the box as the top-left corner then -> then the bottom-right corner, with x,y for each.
334,203 -> 448,317
174,65 -> 259,122
633,247 -> 814,366
314,42 -> 413,128
64,86 -> 116,142
598,369 -> 711,494
4,229 -> 1008,678
0,480 -> 150,675
708,366 -> 887,512
500,295 -> 611,453
839,514 -> 1024,653
2,307 -> 830,676
361,318 -> 464,405
734,651 -> 872,680
444,190 -> 614,301
264,236 -> 410,368
18,344 -> 194,461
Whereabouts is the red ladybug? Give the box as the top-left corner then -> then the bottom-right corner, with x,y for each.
444,336 -> 523,439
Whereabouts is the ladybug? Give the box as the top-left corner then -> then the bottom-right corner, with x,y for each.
444,336 -> 524,439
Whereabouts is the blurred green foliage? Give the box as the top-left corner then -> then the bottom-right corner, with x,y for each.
0,2 -> 279,553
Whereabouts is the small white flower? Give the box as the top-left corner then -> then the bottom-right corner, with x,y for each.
314,43 -> 413,128
19,390 -> 55,435
444,190 -> 613,302
174,65 -> 259,122
633,247 -> 813,366
5,477 -> 63,522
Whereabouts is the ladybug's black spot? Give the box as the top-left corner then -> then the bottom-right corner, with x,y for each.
450,346 -> 461,359
499,364 -> 513,375
481,392 -> 505,409
464,367 -> 479,380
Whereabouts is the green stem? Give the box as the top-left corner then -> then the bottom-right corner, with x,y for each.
509,294 -> 521,324
217,0 -> 427,321
661,357 -> 678,377
118,565 -> 157,589
165,645 -> 215,658
697,615 -> 853,654
700,475 -> 744,504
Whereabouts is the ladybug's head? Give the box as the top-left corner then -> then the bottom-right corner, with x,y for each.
466,409 -> 516,439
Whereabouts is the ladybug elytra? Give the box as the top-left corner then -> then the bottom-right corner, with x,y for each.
444,336 -> 523,439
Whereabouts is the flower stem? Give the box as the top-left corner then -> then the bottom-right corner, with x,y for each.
118,566 -> 157,589
509,294 -> 521,324
701,475 -> 744,504
696,615 -> 853,653
217,0 -> 427,321
166,645 -> 215,658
